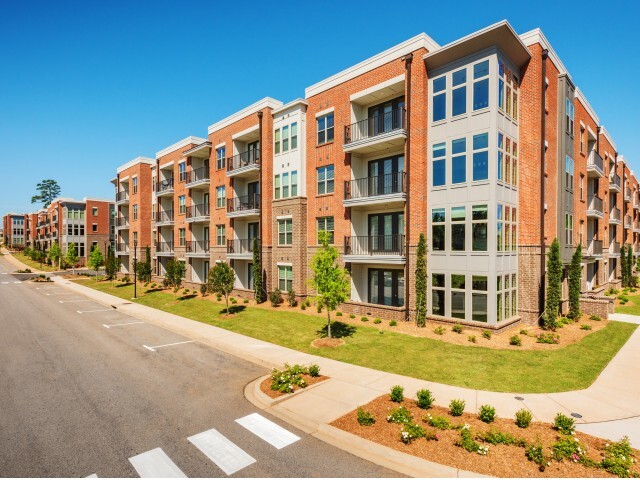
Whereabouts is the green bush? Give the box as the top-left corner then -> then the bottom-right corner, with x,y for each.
468,335 -> 476,343
526,443 -> 548,472
270,364 -> 309,393
478,430 -> 525,447
589,314 -> 602,321
482,330 -> 492,340
601,437 -> 634,477
389,320 -> 397,327
316,303 -> 323,313
390,385 -> 404,403
449,399 -> 465,416
580,324 -> 592,330
357,408 -> 375,426
416,389 -> 434,409
287,289 -> 298,307
386,405 -> 412,424
335,311 -> 342,316
269,289 -> 283,307
515,408 -> 532,428
308,364 -> 320,377
510,335 -> 522,346
457,426 -> 488,455
424,413 -> 451,430
537,332 -> 560,344
230,297 -> 238,304
360,316 -> 368,322
520,329 -> 529,336
373,318 -> 381,324
243,298 -> 249,304
300,304 -> 306,310
478,404 -> 496,423
349,314 -> 356,319
434,326 -> 445,335
400,422 -> 425,444
553,412 -> 575,435
452,323 -> 464,334
199,283 -> 207,296
552,436 -> 581,462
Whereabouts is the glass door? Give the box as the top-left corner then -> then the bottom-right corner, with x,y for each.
368,155 -> 404,196
368,212 -> 404,252
368,96 -> 405,136
203,193 -> 210,216
248,181 -> 259,208
247,140 -> 259,164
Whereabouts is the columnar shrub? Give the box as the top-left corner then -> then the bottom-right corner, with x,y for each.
567,244 -> 582,320
515,408 -> 532,428
416,389 -> 434,409
390,385 -> 404,403
478,404 -> 496,423
621,245 -> 628,287
449,399 -> 465,416
415,233 -> 427,327
543,238 -> 562,330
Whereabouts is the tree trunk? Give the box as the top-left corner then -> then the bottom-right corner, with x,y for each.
326,309 -> 332,339
225,295 -> 229,314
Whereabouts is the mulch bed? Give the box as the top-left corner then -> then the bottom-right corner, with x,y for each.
311,338 -> 344,348
331,395 -> 639,478
260,374 -> 329,399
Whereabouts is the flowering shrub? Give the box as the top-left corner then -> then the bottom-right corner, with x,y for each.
390,385 -> 404,402
449,399 -> 465,416
537,332 -> 560,344
386,405 -> 413,424
526,443 -> 549,471
457,425 -> 488,455
269,363 -> 320,393
552,436 -> 586,462
416,389 -> 435,409
553,413 -> 575,435
515,408 -> 533,428
424,413 -> 451,430
478,404 -> 497,423
400,422 -> 425,444
478,430 -> 525,447
357,408 -> 375,426
601,437 -> 636,477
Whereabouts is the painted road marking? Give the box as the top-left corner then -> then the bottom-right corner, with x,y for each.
86,474 -> 98,478
46,293 -> 75,296
235,413 -> 300,449
128,448 -> 186,478
103,321 -> 144,329
188,428 -> 256,475
59,300 -> 94,303
76,309 -> 114,314
13,281 -> 22,284
143,340 -> 194,352
1,282 -> 8,284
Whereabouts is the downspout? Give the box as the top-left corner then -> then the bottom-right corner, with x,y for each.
540,49 -> 549,317
401,53 -> 413,322
257,110 -> 264,297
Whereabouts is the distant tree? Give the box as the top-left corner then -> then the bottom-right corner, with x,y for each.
48,242 -> 62,270
543,238 -> 561,331
165,258 -> 186,296
135,246 -> 152,283
252,238 -> 264,303
415,233 -> 427,327
567,244 -> 582,320
627,244 -> 635,287
309,230 -> 350,339
31,179 -> 61,208
66,242 -> 79,274
208,262 -> 236,313
621,245 -> 628,287
88,245 -> 104,280
104,246 -> 120,282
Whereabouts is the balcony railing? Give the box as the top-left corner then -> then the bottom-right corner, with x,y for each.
227,193 -> 260,213
610,173 -> 621,190
585,239 -> 603,256
625,215 -> 633,229
344,234 -> 405,256
116,217 -> 129,227
115,242 -> 129,253
154,209 -> 174,223
227,149 -> 260,173
587,150 -> 604,176
186,240 -> 210,255
186,203 -> 210,220
344,172 -> 406,200
116,190 -> 129,202
625,188 -> 632,202
587,194 -> 603,215
186,166 -> 210,186
610,207 -> 621,222
156,178 -> 174,194
155,241 -> 174,253
610,241 -> 620,255
226,238 -> 259,255
344,107 -> 406,145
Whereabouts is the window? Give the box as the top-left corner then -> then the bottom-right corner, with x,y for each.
216,225 -> 225,246
291,170 -> 298,196
580,174 -> 584,201
92,223 -> 98,233
498,60 -> 505,111
133,231 -> 138,243
274,175 -> 281,199
431,273 -> 445,316
451,68 -> 467,117
565,155 -> 574,191
432,208 -> 445,251
274,128 -> 281,154
450,274 -> 465,319
278,265 -> 293,292
432,142 -> 446,187
472,133 -> 489,181
133,204 -> 138,220
369,269 -> 404,306
505,206 -> 511,251
291,122 -> 298,149
282,172 -> 289,198
497,133 -> 503,181
278,219 -> 293,245
451,138 -> 466,184
92,207 -> 98,216
432,76 -> 446,122
497,275 -> 503,322
497,204 -> 503,251
317,216 -> 334,244
566,98 -> 575,136
451,206 -> 465,251
512,141 -> 518,187
179,228 -> 186,247
580,127 -> 585,154
79,243 -> 85,258
473,60 -> 489,110
67,224 -> 73,235
178,195 -> 186,214
179,162 -> 187,182
317,165 -> 334,194
216,186 -> 225,208
317,112 -> 334,145
472,205 -> 488,251
216,146 -> 226,170
565,213 -> 573,246
282,125 -> 289,152
472,275 -> 488,322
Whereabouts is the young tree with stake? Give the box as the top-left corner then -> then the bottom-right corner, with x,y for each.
66,242 -> 79,275
88,245 -> 105,280
208,262 -> 236,313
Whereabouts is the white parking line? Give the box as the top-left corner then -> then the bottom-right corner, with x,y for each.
59,300 -> 94,303
235,413 -> 300,449
143,340 -> 194,352
188,428 -> 256,475
128,448 -> 186,478
103,321 -> 144,329
77,309 -> 113,314
86,474 -> 98,478
1,282 -> 8,284
46,293 -> 75,296
13,281 -> 21,284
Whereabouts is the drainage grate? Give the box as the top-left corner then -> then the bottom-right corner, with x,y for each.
515,396 -> 524,401
571,412 -> 583,419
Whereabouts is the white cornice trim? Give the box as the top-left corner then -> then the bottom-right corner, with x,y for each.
156,136 -> 207,159
82,197 -> 114,203
231,124 -> 259,140
315,107 -> 334,118
600,126 -> 617,152
207,97 -> 283,135
575,88 -> 600,125
272,98 -> 308,115
116,156 -> 155,174
519,28 -> 570,80
305,33 -> 439,98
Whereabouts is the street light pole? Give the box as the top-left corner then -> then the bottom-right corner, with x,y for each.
133,239 -> 138,300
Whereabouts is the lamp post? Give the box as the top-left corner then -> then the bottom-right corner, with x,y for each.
133,239 -> 138,300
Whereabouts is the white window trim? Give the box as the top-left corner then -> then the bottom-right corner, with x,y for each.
276,262 -> 293,267
315,107 -> 334,118
276,215 -> 293,220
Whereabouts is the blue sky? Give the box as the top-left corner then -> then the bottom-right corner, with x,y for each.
1,0 -> 638,215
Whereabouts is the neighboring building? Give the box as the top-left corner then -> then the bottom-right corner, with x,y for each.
2,213 -> 26,247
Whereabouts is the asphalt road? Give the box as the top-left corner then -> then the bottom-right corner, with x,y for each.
0,255 -> 400,478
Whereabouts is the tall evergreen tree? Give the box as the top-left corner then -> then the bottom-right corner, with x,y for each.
252,238 -> 263,303
415,233 -> 427,327
567,244 -> 582,320
543,238 -> 562,330
621,245 -> 628,287
627,244 -> 635,286
31,179 -> 61,208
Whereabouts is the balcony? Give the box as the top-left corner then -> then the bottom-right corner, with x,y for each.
634,200 -> 640,211
625,215 -> 633,229
115,242 -> 129,254
115,190 -> 129,205
155,241 -> 174,256
154,209 -> 174,226
610,173 -> 622,193
609,207 -> 621,225
343,234 -> 405,264
586,150 -> 605,178
583,239 -> 603,258
343,108 -> 406,155
186,166 -> 210,189
227,194 -> 260,218
343,172 -> 406,209
186,203 -> 210,223
625,188 -> 632,203
155,178 -> 175,196
609,241 -> 621,256
116,217 -> 129,229
227,149 -> 260,178
227,238 -> 258,259
586,194 -> 604,218
634,222 -> 640,234
185,240 -> 210,257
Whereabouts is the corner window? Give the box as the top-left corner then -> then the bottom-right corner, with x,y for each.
92,207 -> 98,216
566,98 -> 575,136
291,170 -> 298,196
451,68 -> 467,117
432,76 -> 446,122
317,165 -> 334,195
566,155 -> 574,191
431,273 -> 445,316
317,113 -> 334,145
472,205 -> 488,251
473,60 -> 489,111
179,162 -> 187,182
432,142 -> 446,187
472,133 -> 489,181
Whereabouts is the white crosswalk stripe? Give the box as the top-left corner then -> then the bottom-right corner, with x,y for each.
235,413 -> 300,449
128,447 -> 187,478
188,428 -> 256,475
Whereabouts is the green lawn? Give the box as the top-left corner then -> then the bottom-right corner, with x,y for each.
76,280 -> 637,393
614,289 -> 640,315
12,252 -> 59,272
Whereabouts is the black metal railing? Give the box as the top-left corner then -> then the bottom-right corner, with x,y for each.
344,171 -> 406,200
227,148 -> 260,173
154,209 -> 174,223
155,241 -> 174,253
227,193 -> 260,213
344,107 -> 406,145
186,203 -> 210,219
227,238 -> 259,255
186,240 -> 210,254
156,178 -> 174,193
116,190 -> 129,202
344,234 -> 405,256
186,166 -> 210,185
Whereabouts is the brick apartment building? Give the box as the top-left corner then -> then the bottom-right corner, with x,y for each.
2,213 -> 26,247
111,20 -> 639,325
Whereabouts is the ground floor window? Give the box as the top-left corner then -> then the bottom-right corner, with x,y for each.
432,273 -> 445,316
450,274 -> 465,319
368,268 -> 404,307
496,272 -> 517,321
248,262 -> 254,290
278,265 -> 292,292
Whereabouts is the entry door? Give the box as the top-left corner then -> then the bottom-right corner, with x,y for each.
248,181 -> 260,207
368,212 -> 404,252
247,140 -> 260,163
204,226 -> 210,248
203,193 -> 210,215
248,222 -> 259,243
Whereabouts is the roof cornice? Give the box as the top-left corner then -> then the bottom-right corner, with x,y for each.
519,28 -> 570,81
156,136 -> 207,159
207,97 -> 283,135
600,126 -> 617,152
116,156 -> 155,174
575,88 -> 600,125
